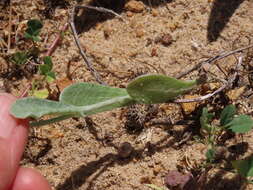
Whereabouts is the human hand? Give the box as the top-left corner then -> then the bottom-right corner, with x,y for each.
0,93 -> 51,190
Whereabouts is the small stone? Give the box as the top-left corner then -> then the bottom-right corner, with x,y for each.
103,27 -> 113,39
125,0 -> 145,13
126,11 -> 134,17
165,171 -> 193,189
135,28 -> 145,38
118,142 -> 133,158
181,95 -> 199,114
226,86 -> 246,101
155,33 -> 173,46
140,176 -> 152,184
151,9 -> 159,17
151,47 -> 158,57
153,165 -> 162,175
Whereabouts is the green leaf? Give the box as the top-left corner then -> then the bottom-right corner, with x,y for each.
24,19 -> 43,41
232,157 -> 253,178
39,56 -> 53,75
220,105 -> 236,126
60,82 -> 131,106
226,115 -> 253,133
33,89 -> 49,99
200,108 -> 214,133
10,75 -> 199,126
206,148 -> 215,163
127,74 -> 197,104
60,82 -> 135,115
10,97 -> 78,119
45,71 -> 56,82
10,52 -> 28,65
11,82 -> 135,121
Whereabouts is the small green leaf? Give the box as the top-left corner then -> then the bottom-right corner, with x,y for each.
206,148 -> 215,163
43,56 -> 52,66
232,157 -> 253,178
200,108 -> 214,133
45,71 -> 55,82
220,105 -> 236,126
226,115 -> 253,133
27,19 -> 43,31
10,52 -> 28,65
33,89 -> 49,99
40,56 -> 53,75
24,19 -> 43,41
127,74 -> 197,104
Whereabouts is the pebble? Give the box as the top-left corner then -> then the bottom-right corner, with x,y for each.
118,142 -> 133,158
125,0 -> 145,13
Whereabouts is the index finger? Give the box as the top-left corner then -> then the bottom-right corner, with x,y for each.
0,93 -> 29,190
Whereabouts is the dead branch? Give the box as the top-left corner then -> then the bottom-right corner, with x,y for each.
75,5 -> 124,21
174,55 -> 243,103
176,44 -> 253,79
45,23 -> 69,57
69,6 -> 106,85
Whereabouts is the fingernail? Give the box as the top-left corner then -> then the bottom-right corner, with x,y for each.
0,94 -> 17,139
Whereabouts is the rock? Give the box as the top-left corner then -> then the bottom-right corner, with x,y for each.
125,0 -> 145,13
226,86 -> 246,101
155,33 -> 173,46
181,95 -> 199,114
118,142 -> 133,158
165,171 -> 194,190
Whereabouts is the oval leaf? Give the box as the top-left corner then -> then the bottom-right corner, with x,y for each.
227,115 -> 253,133
10,97 -> 79,119
60,82 -> 129,106
220,104 -> 236,126
127,74 -> 197,104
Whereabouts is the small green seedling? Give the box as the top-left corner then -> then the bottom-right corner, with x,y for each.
11,74 -> 198,126
39,56 -> 56,82
24,19 -> 43,42
10,19 -> 56,98
200,105 -> 253,162
200,105 -> 253,181
201,105 -> 253,136
10,51 -> 29,65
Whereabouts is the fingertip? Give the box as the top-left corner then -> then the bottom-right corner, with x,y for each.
0,93 -> 17,101
12,167 -> 51,190
0,93 -> 29,139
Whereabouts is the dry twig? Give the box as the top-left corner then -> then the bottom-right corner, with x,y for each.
75,5 -> 124,21
176,44 -> 253,79
7,2 -> 12,53
18,83 -> 32,98
69,6 -> 106,85
45,23 -> 69,57
174,55 -> 243,103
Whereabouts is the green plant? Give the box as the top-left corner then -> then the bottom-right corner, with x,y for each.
11,74 -> 198,126
10,19 -> 55,98
39,56 -> 55,82
199,105 -> 253,181
24,19 -> 43,42
10,51 -> 29,65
